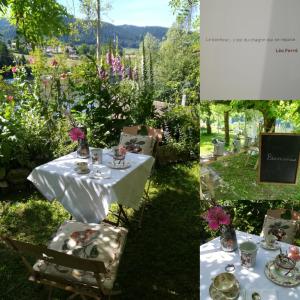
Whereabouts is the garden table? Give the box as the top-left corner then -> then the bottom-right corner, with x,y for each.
27,149 -> 154,223
200,230 -> 300,299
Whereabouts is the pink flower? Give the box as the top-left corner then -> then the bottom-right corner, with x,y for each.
60,73 -> 68,80
133,66 -> 138,81
51,59 -> 58,67
6,95 -> 14,102
11,66 -> 18,73
98,66 -> 107,80
112,56 -> 122,73
118,145 -> 127,156
69,127 -> 85,141
28,57 -> 35,64
106,52 -> 113,65
204,206 -> 231,231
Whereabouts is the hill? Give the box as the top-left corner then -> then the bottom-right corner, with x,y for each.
0,18 -> 168,48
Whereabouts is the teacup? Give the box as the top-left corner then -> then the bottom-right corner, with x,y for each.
91,149 -> 102,165
265,233 -> 277,247
212,272 -> 237,293
239,241 -> 258,268
75,161 -> 88,172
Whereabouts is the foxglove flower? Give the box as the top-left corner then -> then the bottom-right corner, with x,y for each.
106,52 -> 113,66
112,55 -> 122,73
98,66 -> 108,80
133,66 -> 139,81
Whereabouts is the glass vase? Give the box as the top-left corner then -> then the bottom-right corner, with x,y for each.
77,138 -> 90,159
220,224 -> 238,252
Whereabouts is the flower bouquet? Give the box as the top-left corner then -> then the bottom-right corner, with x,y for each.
203,206 -> 237,252
69,127 -> 90,158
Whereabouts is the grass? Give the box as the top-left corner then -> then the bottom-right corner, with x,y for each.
0,162 -> 200,300
207,152 -> 300,201
200,131 -> 234,156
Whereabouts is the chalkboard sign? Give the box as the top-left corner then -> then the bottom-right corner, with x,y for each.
259,133 -> 300,184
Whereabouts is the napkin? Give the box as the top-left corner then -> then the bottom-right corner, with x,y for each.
244,288 -> 277,300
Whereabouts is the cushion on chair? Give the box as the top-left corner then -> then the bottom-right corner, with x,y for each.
119,133 -> 154,155
33,221 -> 128,290
261,215 -> 298,244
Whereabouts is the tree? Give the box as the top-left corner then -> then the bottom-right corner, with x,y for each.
199,101 -> 212,134
231,101 -> 284,133
169,0 -> 200,31
77,43 -> 89,55
156,25 -> 199,104
79,0 -> 111,60
2,0 -> 69,49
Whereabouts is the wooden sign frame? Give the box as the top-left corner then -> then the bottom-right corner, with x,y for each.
258,133 -> 300,185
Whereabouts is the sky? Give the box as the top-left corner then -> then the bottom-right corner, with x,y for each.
58,0 -> 176,28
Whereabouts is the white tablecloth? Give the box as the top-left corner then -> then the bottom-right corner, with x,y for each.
27,150 -> 154,223
200,230 -> 300,299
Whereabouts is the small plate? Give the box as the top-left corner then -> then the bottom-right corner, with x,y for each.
264,260 -> 300,287
107,161 -> 131,169
209,280 -> 240,300
74,168 -> 90,174
89,171 -> 111,179
260,240 -> 280,251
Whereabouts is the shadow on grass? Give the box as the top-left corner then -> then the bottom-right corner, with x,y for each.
116,163 -> 200,300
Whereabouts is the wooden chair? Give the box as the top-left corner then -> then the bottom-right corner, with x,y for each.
122,125 -> 163,157
261,209 -> 300,244
1,221 -> 128,300
111,125 -> 163,228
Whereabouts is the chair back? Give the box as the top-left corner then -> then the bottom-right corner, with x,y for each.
1,236 -> 106,277
123,125 -> 163,143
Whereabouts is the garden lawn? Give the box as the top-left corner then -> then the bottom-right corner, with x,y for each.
0,162 -> 200,300
208,152 -> 300,201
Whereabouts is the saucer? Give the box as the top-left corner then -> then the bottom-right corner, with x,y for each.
264,260 -> 300,287
209,280 -> 240,300
107,161 -> 131,169
260,240 -> 280,250
74,167 -> 90,174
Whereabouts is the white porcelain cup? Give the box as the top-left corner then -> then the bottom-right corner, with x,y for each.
239,241 -> 258,268
91,149 -> 102,165
75,161 -> 88,172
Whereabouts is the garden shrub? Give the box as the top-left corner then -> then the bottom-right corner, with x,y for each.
150,104 -> 199,161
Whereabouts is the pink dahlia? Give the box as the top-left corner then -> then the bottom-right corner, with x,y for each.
69,127 -> 85,141
11,66 -> 18,73
204,206 -> 231,231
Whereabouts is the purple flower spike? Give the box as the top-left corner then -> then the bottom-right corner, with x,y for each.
98,66 -> 107,80
133,66 -> 139,81
106,52 -> 113,66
